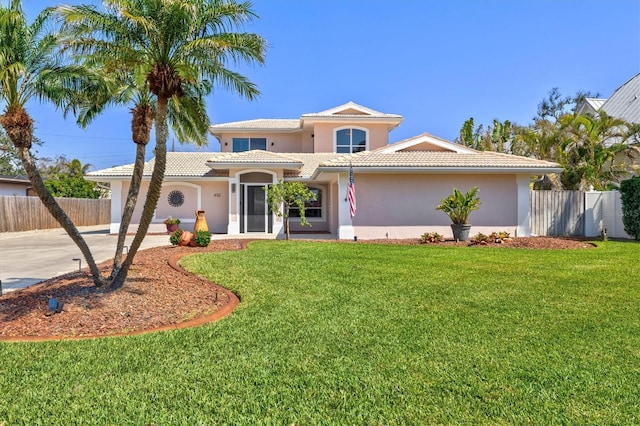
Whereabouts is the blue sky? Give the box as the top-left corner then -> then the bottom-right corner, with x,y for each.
19,0 -> 640,170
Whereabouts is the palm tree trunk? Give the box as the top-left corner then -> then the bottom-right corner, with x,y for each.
111,97 -> 169,289
109,142 -> 146,277
17,145 -> 106,286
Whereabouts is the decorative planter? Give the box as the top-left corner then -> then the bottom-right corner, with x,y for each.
194,210 -> 209,233
178,231 -> 193,246
165,223 -> 179,234
451,224 -> 472,242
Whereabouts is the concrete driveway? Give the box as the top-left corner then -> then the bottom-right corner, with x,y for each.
0,226 -> 170,294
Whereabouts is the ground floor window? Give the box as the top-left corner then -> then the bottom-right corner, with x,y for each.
290,187 -> 322,218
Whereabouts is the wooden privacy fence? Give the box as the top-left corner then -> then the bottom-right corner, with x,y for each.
530,190 -> 585,236
0,196 -> 110,233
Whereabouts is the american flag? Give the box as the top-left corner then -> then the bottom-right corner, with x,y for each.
348,163 -> 356,218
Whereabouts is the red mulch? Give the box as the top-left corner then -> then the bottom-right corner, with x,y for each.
0,237 -> 594,341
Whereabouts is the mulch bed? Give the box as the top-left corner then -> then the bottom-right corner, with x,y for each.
0,237 -> 594,341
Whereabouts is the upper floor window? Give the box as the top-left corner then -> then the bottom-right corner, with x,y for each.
233,137 -> 267,152
336,128 -> 367,153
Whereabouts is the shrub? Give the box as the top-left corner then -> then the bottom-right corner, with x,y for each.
169,229 -> 183,246
194,230 -> 211,247
489,231 -> 511,243
470,232 -> 491,245
421,232 -> 444,243
471,231 -> 511,245
620,176 -> 640,240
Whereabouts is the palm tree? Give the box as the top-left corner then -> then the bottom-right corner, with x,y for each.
57,0 -> 266,288
63,61 -> 210,282
0,0 -> 108,285
560,112 -> 638,190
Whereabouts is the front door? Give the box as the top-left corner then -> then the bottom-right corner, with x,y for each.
247,185 -> 266,232
241,184 -> 273,233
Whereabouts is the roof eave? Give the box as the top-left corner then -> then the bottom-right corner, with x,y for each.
205,161 -> 304,169
313,165 -> 563,179
300,116 -> 403,128
208,127 -> 303,137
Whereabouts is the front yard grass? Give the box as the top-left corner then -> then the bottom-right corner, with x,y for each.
1,240 -> 639,424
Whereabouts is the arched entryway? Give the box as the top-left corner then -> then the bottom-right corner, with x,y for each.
238,171 -> 275,234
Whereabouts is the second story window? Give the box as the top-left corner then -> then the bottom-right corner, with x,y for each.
336,128 -> 367,153
232,137 -> 267,152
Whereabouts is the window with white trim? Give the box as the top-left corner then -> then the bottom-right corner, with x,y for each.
289,188 -> 322,219
336,128 -> 367,153
233,137 -> 267,152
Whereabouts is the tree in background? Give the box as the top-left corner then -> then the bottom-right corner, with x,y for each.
40,157 -> 102,198
559,112 -> 638,190
456,88 -> 639,190
265,180 -> 317,240
1,129 -> 25,175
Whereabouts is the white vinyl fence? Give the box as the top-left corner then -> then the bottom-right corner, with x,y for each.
584,191 -> 633,239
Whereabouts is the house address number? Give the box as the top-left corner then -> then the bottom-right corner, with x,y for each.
214,193 -> 222,198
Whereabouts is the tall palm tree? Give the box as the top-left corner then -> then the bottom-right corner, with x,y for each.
57,0 -> 266,288
0,0 -> 108,285
64,61 -> 210,282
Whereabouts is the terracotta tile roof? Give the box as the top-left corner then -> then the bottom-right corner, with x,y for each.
320,151 -> 561,170
205,150 -> 303,165
87,152 -> 223,178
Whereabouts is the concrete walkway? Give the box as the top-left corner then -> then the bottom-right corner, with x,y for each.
0,226 -> 170,294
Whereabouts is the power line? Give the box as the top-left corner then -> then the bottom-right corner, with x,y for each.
36,132 -> 131,141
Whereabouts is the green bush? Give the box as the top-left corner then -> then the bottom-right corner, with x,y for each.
620,176 -> 640,240
194,230 -> 211,247
169,229 -> 183,246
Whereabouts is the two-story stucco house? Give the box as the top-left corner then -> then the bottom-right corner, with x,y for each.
88,102 -> 562,239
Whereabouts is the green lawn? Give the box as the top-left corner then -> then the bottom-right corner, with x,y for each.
1,240 -> 639,424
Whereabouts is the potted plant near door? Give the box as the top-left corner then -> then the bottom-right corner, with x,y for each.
163,216 -> 181,234
436,187 -> 480,241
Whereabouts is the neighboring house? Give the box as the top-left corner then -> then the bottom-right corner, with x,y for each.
87,102 -> 561,239
575,73 -> 640,176
575,98 -> 607,116
0,175 -> 31,196
576,73 -> 640,124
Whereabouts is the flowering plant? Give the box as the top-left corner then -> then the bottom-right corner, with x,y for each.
163,216 -> 181,225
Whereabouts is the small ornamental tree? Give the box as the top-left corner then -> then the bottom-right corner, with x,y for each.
265,180 -> 316,240
620,176 -> 640,240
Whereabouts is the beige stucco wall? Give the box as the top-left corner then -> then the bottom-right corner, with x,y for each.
216,123 -> 391,154
122,180 -> 229,234
350,173 -> 519,239
217,131 -> 313,153
312,122 -> 390,152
